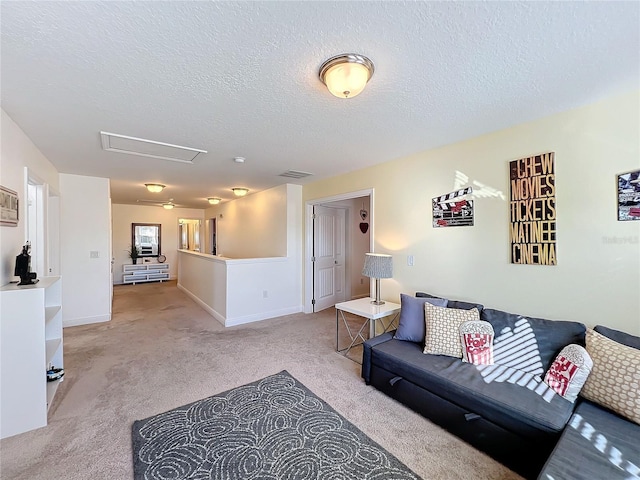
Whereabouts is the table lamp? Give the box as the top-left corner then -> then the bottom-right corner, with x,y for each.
362,253 -> 393,305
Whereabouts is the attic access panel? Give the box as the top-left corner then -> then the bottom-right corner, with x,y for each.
100,132 -> 207,164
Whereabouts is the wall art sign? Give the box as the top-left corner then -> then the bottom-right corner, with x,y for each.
432,187 -> 474,227
0,185 -> 19,227
617,169 -> 640,221
509,152 -> 556,265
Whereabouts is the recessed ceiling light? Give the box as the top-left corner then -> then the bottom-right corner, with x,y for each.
232,188 -> 249,197
234,157 -> 246,163
208,197 -> 221,205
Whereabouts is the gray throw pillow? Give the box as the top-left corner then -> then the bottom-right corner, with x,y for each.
594,325 -> 640,350
415,292 -> 484,312
394,293 -> 448,343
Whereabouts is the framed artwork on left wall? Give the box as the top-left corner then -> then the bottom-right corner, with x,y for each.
0,185 -> 18,227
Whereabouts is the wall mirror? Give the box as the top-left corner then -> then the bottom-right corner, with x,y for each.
132,223 -> 161,257
179,218 -> 201,252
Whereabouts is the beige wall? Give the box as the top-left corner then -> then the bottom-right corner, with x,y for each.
204,184 -> 289,258
111,204 -> 204,284
304,90 -> 640,334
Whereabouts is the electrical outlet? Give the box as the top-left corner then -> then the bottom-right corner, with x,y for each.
90,251 -> 99,259
263,290 -> 268,298
407,255 -> 414,266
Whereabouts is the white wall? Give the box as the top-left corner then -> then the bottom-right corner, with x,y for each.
304,90 -> 640,335
179,184 -> 303,326
0,110 -> 59,285
177,250 -> 227,319
285,184 -> 303,309
204,184 -> 288,258
111,204 -> 204,284
59,174 -> 112,326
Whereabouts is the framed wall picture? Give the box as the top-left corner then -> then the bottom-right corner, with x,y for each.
0,185 -> 19,227
432,187 -> 474,228
509,152 -> 556,265
617,169 -> 640,221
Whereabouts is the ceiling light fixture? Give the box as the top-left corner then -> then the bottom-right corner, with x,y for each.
208,197 -> 221,205
145,183 -> 165,193
162,202 -> 174,210
233,157 -> 246,163
232,188 -> 249,197
319,53 -> 374,99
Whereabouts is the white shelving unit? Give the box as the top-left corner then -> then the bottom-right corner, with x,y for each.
123,263 -> 170,284
1,276 -> 63,439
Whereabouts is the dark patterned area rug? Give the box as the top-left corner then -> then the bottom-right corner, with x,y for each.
132,370 -> 421,479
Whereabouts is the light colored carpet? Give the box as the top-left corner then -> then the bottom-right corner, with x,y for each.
0,281 -> 522,480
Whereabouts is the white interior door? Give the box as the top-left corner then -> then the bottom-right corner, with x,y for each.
313,205 -> 346,311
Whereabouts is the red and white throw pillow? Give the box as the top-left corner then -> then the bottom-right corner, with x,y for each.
544,344 -> 593,403
459,321 -> 495,365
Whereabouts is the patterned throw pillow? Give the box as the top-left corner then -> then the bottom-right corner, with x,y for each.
544,344 -> 593,403
423,303 -> 480,358
580,329 -> 640,424
460,320 -> 495,365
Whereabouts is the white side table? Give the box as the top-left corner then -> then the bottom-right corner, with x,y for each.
335,297 -> 401,359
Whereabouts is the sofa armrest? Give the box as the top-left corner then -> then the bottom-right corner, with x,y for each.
361,331 -> 396,384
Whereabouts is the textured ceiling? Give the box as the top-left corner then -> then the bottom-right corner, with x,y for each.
2,1 -> 638,208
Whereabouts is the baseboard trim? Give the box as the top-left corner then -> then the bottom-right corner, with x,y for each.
177,283 -> 302,328
176,282 -> 225,326
225,306 -> 303,327
64,314 -> 111,328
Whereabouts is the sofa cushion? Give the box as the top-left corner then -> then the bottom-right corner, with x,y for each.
415,292 -> 484,312
544,344 -> 593,403
423,303 -> 479,358
480,308 -> 586,374
594,325 -> 640,350
538,400 -> 640,480
369,337 -> 575,437
580,329 -> 640,425
460,320 -> 495,365
394,293 -> 448,343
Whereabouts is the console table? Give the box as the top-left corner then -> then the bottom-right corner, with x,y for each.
335,297 -> 401,360
123,263 -> 170,284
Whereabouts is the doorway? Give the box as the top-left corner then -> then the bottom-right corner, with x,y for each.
305,189 -> 373,313
25,171 -> 45,277
209,217 -> 217,255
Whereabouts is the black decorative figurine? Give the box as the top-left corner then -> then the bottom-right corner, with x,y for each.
15,243 -> 38,285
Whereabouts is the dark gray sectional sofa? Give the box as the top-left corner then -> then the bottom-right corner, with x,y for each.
361,294 -> 640,480
538,325 -> 640,480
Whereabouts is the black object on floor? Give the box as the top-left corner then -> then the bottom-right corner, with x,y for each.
46,367 -> 64,382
